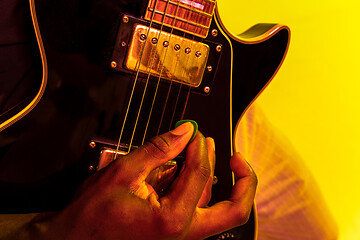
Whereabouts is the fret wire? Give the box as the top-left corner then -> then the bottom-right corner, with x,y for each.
197,0 -> 216,4
148,8 -> 211,30
173,0 -> 216,5
157,0 -> 214,16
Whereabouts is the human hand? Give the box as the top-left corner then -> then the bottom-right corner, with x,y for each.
35,122 -> 256,240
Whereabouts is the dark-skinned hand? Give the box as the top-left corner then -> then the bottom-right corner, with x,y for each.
29,122 -> 257,240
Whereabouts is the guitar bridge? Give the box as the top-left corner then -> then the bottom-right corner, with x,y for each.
86,139 -> 182,196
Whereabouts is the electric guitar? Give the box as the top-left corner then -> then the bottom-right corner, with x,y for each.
0,0 -> 289,239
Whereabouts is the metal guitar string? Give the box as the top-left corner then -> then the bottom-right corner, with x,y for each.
167,0 -> 207,132
139,0 -> 208,144
155,0 -> 205,136
113,0 -> 162,158
153,0 -> 194,137
116,0 -> 211,156
141,0 -> 185,144
127,0 -> 181,149
181,0 -> 209,119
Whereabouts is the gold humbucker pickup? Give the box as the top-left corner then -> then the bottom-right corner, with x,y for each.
124,24 -> 210,87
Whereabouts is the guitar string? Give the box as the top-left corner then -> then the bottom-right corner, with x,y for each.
182,0 -> 212,120
127,0 -> 180,150
155,73 -> 174,135
141,0 -> 185,144
142,0 -> 210,141
156,0 -> 205,135
137,0 -> 211,145
140,0 -> 206,142
116,0 -> 213,155
113,0 -> 162,158
167,0 -> 208,132
181,0 -> 210,119
147,0 -> 196,139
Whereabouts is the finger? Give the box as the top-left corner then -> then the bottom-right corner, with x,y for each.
114,122 -> 194,180
161,131 -> 211,215
187,152 -> 257,239
197,137 -> 216,207
229,152 -> 257,204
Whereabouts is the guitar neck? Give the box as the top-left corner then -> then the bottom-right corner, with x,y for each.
144,0 -> 216,38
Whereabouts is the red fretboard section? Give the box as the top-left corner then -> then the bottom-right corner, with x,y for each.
145,0 -> 216,38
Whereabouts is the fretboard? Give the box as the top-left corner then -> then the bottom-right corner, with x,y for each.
145,0 -> 216,38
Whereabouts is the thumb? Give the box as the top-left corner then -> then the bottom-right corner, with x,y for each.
117,122 -> 195,178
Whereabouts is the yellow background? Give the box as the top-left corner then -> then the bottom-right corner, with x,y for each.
217,0 -> 360,239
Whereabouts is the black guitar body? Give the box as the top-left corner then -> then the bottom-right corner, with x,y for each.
0,0 -> 289,239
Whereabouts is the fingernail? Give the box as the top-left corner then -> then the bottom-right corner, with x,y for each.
174,120 -> 198,142
171,121 -> 194,136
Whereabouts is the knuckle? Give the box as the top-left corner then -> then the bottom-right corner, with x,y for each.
238,214 -> 250,226
248,170 -> 258,190
197,164 -> 211,182
232,207 -> 252,226
145,135 -> 172,160
190,158 -> 211,181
